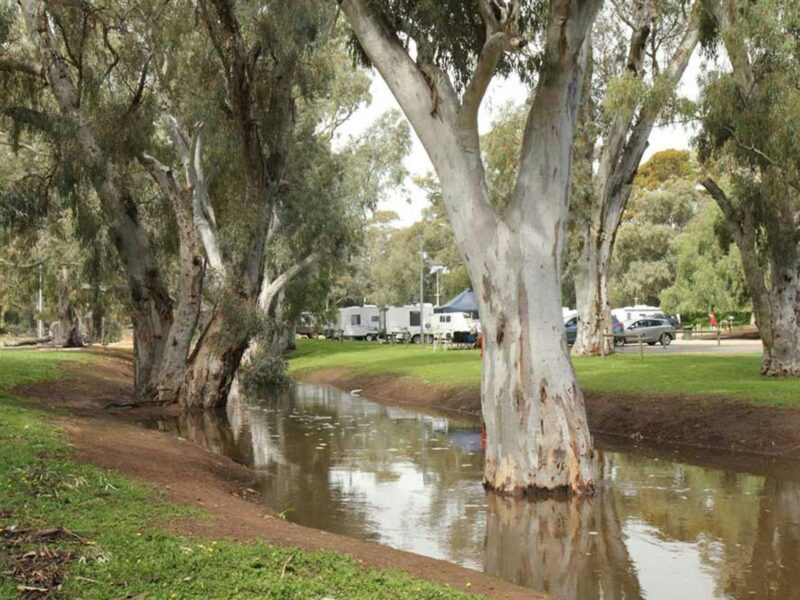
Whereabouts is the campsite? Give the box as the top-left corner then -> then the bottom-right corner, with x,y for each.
2,0 -> 799,598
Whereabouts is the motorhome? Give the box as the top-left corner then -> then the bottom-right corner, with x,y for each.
381,303 -> 434,343
338,305 -> 381,340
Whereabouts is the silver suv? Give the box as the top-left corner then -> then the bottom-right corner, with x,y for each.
621,318 -> 675,346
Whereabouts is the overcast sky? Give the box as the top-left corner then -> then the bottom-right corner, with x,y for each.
339,54 -> 703,227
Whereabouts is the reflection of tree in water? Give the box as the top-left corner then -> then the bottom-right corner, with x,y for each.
724,478 -> 800,599
484,455 -> 641,600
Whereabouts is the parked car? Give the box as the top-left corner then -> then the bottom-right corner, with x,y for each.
564,315 -> 624,346
620,318 -> 675,346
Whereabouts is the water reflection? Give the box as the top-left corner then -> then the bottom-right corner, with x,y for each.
142,384 -> 800,600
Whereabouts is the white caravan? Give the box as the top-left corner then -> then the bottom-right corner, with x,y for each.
338,305 -> 381,340
382,303 -> 434,343
432,311 -> 479,339
612,305 -> 666,325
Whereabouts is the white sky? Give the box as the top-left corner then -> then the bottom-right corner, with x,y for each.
340,53 -> 703,227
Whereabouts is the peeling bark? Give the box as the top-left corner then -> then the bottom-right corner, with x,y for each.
181,307 -> 251,410
140,155 -> 206,403
177,0 -> 302,409
340,0 -> 601,493
18,0 -> 174,401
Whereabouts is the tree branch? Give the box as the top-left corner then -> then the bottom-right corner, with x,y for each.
257,253 -> 319,312
599,1 -> 701,236
163,116 -> 224,273
459,33 -> 509,130
0,57 -> 44,79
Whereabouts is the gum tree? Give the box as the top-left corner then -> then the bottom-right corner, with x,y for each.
338,0 -> 602,494
570,0 -> 700,355
698,0 -> 800,375
4,0 -> 179,398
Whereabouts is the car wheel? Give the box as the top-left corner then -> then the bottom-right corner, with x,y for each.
614,337 -> 625,347
647,342 -> 656,346
660,333 -> 672,346
411,334 -> 421,344
365,334 -> 374,342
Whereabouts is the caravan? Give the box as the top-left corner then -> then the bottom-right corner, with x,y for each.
338,305 -> 381,340
381,304 -> 434,343
432,289 -> 480,341
612,305 -> 667,325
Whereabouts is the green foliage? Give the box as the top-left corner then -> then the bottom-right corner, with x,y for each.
239,344 -> 290,391
0,351 -> 479,599
659,200 -> 749,314
336,174 -> 471,308
291,339 -> 800,408
609,150 -> 749,312
694,0 -> 800,312
349,0 -> 548,90
634,150 -> 695,191
481,103 -> 526,211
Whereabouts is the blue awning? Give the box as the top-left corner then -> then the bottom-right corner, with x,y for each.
434,288 -> 479,314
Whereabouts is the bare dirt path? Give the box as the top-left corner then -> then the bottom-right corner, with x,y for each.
302,368 -> 800,459
14,352 -> 540,600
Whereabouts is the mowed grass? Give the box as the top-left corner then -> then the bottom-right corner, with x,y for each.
290,339 -> 800,408
0,350 -> 479,599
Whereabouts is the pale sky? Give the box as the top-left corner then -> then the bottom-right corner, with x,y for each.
340,53 -> 703,227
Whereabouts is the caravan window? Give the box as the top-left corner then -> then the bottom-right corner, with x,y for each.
410,311 -> 421,327
439,315 -> 451,324
351,315 -> 361,326
371,315 -> 380,323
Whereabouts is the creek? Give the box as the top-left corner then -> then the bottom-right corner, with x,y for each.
142,383 -> 800,599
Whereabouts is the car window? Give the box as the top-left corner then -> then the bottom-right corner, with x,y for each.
629,321 -> 641,329
566,317 -> 577,327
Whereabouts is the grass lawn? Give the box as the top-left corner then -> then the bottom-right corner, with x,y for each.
0,350 -> 478,599
290,339 -> 800,408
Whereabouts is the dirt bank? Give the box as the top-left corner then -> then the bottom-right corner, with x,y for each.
300,367 -> 800,459
13,352 -> 539,600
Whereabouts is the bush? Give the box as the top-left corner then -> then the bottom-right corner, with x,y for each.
239,344 -> 290,393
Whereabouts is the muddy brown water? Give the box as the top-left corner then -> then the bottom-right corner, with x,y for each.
141,383 -> 800,600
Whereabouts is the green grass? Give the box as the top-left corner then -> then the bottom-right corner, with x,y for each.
0,350 -> 479,599
290,339 -> 800,408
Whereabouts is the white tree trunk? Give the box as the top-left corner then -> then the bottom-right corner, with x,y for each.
475,221 -> 594,494
339,0 -> 601,494
572,239 -> 613,356
571,4 -> 700,356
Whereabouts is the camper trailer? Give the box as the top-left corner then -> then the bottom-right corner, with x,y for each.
338,305 -> 381,340
432,311 -> 479,339
432,289 -> 480,341
381,304 -> 434,343
612,305 -> 666,325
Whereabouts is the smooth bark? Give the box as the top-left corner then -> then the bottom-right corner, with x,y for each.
340,0 -> 601,493
571,1 -> 700,355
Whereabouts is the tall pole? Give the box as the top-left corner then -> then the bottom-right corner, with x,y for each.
435,269 -> 440,307
37,263 -> 44,338
419,235 -> 424,343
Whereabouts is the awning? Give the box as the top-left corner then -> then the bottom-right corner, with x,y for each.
434,288 -> 479,314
